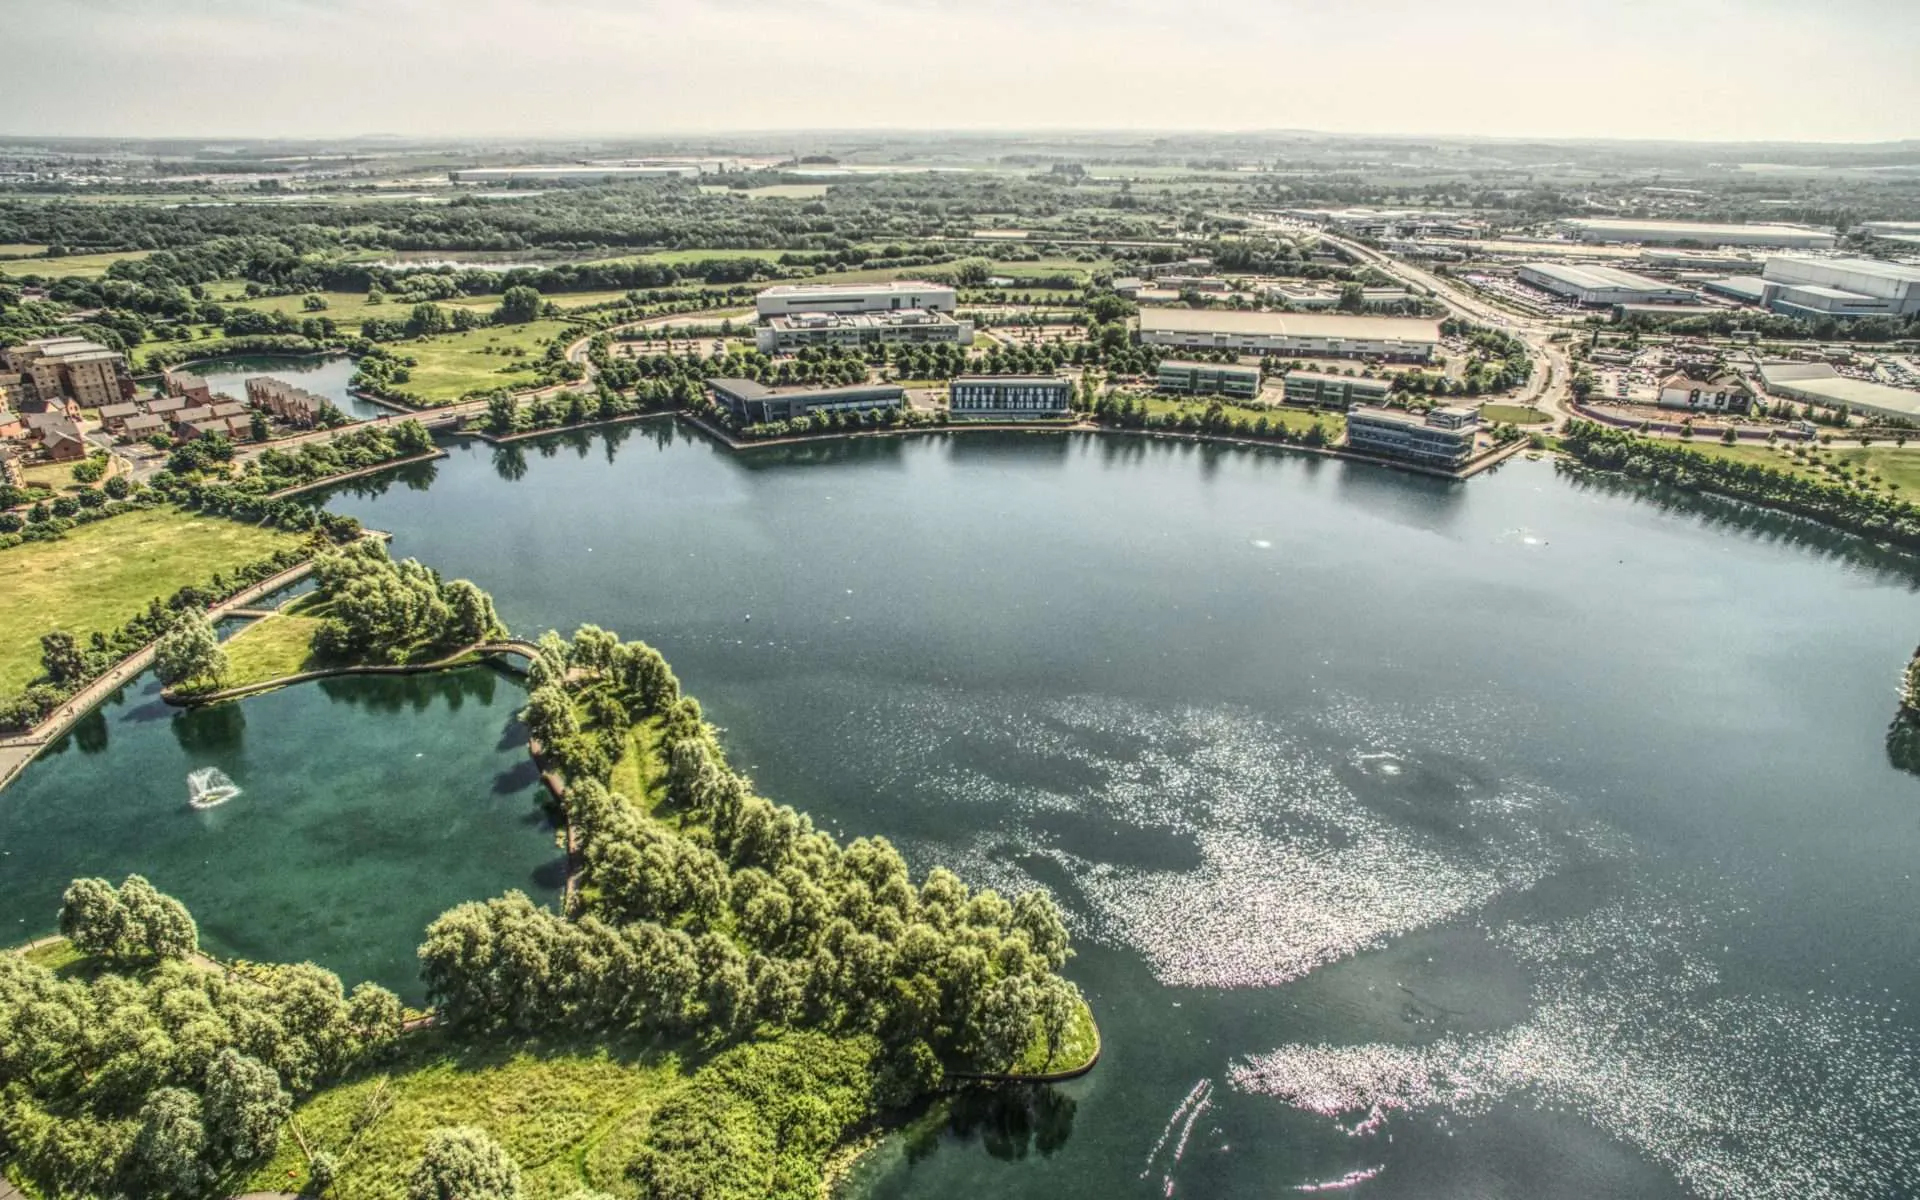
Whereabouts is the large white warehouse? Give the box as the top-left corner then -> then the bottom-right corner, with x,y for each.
1760,258 -> 1920,318
1561,218 -> 1837,249
1137,309 -> 1440,362
754,281 -> 956,320
1516,262 -> 1698,306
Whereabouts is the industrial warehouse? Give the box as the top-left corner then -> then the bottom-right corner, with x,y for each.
1136,309 -> 1441,362
1516,262 -> 1699,307
1557,218 -> 1838,249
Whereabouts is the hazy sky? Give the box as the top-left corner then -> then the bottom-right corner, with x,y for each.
9,0 -> 1918,143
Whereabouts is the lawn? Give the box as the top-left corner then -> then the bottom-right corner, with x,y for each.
608,715 -> 670,814
0,248 -> 153,280
221,609 -> 327,687
1681,439 -> 1920,501
0,243 -> 49,257
247,1033 -> 690,1200
18,460 -> 89,494
396,320 -> 577,405
0,506 -> 301,695
1480,403 -> 1550,425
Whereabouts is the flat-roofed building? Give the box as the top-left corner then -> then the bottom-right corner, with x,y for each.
1145,258 -> 1214,279
1517,262 -> 1698,306
756,309 -> 973,354
1759,257 -> 1920,318
1343,405 -> 1478,468
707,378 -> 904,424
1138,309 -> 1440,362
1156,360 -> 1262,400
1758,361 -> 1920,422
1283,371 -> 1392,410
1766,284 -> 1897,321
1701,276 -> 1771,304
949,375 -> 1073,417
1657,370 -> 1754,414
755,281 -> 956,319
1561,218 -> 1837,249
1639,249 -> 1760,274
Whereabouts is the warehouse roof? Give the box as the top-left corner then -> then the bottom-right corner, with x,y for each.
1520,262 -> 1678,291
1137,308 -> 1441,342
1565,218 -> 1834,241
1771,257 -> 1920,285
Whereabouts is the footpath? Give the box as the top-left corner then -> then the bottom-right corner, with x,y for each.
0,558 -> 321,794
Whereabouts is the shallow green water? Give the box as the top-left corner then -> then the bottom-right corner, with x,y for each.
0,666 -> 558,1001
14,421 -> 1920,1197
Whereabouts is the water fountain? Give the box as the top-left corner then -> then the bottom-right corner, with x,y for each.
185,767 -> 242,810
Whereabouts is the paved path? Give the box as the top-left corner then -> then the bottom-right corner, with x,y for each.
0,558 -> 321,794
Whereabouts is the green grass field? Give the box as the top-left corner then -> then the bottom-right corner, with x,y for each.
248,1033 -> 689,1200
221,610 -> 326,687
1680,438 -> 1920,500
396,320 -> 576,405
1480,404 -> 1550,425
0,506 -> 301,695
0,248 -> 153,280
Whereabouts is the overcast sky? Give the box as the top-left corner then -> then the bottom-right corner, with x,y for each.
9,0 -> 1918,143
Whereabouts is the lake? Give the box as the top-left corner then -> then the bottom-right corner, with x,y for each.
0,665 -> 559,1001
17,420 -> 1920,1197
186,352 -> 388,421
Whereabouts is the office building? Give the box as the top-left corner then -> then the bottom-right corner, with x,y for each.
755,309 -> 972,354
707,378 -> 904,424
1145,258 -> 1214,279
1343,405 -> 1479,468
1516,263 -> 1698,307
1759,258 -> 1920,319
755,281 -> 956,320
1156,360 -> 1262,400
1656,371 -> 1754,414
948,376 -> 1072,417
1137,309 -> 1440,362
1283,371 -> 1391,410
1560,219 -> 1837,249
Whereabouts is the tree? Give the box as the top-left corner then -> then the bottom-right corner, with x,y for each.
124,1087 -> 208,1199
155,611 -> 228,692
496,286 -> 542,325
58,876 -> 127,957
40,630 -> 87,686
347,981 -> 405,1052
118,874 -> 200,962
407,1126 -> 522,1200
201,1048 -> 291,1166
444,579 -> 504,644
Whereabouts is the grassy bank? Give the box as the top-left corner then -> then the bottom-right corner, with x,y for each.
248,1032 -> 689,1199
398,320 -> 576,404
1676,439 -> 1920,503
1480,403 -> 1549,425
1141,395 -> 1339,437
0,506 -> 301,695
0,248 -> 153,279
220,607 -> 327,687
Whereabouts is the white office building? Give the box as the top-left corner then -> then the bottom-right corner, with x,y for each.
754,281 -> 956,320
1137,309 -> 1440,362
949,376 -> 1073,417
755,309 -> 973,353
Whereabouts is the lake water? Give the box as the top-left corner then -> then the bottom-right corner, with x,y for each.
186,353 -> 387,421
17,420 -> 1920,1197
0,665 -> 559,1001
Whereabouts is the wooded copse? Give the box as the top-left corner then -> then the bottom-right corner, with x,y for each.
0,880 -> 403,1200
